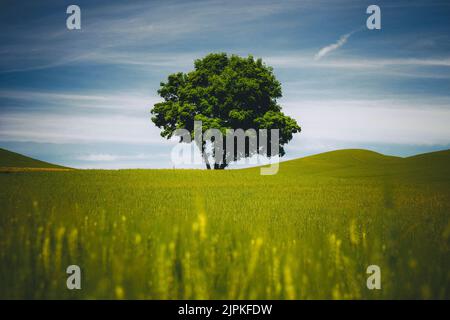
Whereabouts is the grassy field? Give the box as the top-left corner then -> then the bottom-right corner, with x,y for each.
0,148 -> 449,299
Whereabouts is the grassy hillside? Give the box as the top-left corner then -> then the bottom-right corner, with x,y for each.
0,148 -> 67,169
0,149 -> 449,299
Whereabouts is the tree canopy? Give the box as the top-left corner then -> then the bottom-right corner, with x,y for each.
151,53 -> 300,169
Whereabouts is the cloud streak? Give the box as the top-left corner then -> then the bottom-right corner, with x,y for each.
0,0 -> 294,73
282,98 -> 450,146
0,112 -> 166,144
314,31 -> 356,60
77,153 -> 166,162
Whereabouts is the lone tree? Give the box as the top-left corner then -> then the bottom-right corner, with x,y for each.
151,53 -> 300,169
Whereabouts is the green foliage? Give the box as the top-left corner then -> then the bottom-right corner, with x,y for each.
151,53 -> 301,168
0,149 -> 449,299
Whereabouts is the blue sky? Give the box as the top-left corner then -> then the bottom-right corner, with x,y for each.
0,0 -> 449,168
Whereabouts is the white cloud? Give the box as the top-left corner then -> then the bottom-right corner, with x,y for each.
0,0 -> 295,73
264,54 -> 450,79
283,98 -> 450,146
76,50 -> 450,75
78,154 -> 118,161
0,112 -> 168,144
268,55 -> 450,69
0,89 -> 171,146
77,153 -> 166,162
1,86 -> 449,150
314,31 -> 354,60
0,90 -> 160,113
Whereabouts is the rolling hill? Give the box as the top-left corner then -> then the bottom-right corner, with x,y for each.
0,148 -> 69,170
279,148 -> 449,169
247,148 -> 450,181
1,147 -> 449,175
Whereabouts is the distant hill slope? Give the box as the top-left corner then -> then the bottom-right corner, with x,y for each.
0,148 -> 68,169
406,149 -> 450,163
249,148 -> 450,180
281,148 -> 450,167
283,149 -> 401,167
273,149 -> 400,173
0,147 -> 448,175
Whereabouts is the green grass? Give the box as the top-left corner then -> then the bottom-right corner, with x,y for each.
0,149 -> 449,299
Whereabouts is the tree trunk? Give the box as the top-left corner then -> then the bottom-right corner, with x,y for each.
214,163 -> 226,170
199,142 -> 211,170
202,152 -> 211,170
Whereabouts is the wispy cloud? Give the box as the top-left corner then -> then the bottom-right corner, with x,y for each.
282,98 -> 450,145
0,0 -> 294,73
266,54 -> 450,78
77,153 -> 166,162
0,112 -> 166,144
0,90 -> 160,115
314,30 -> 358,60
